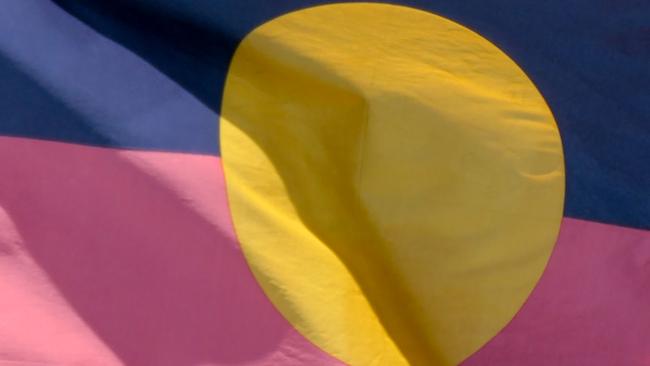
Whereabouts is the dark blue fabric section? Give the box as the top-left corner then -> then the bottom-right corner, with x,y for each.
0,1 -> 218,154
1,0 -> 648,228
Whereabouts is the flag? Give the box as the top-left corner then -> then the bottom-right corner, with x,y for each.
0,1 -> 648,365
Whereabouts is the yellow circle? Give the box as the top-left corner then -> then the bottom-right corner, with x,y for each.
220,3 -> 564,365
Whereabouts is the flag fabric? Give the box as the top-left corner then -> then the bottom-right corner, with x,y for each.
0,1 -> 648,366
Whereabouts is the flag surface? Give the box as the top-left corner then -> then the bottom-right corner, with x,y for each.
0,1 -> 648,365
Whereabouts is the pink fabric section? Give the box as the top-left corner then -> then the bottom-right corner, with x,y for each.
462,217 -> 650,366
0,136 -> 343,366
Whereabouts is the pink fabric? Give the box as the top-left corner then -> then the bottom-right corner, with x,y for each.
463,217 -> 650,365
0,136 -> 342,366
2,136 -> 649,365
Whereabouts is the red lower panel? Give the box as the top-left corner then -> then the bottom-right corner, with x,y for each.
1,136 -> 648,366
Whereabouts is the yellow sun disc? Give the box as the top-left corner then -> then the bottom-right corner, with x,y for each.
220,3 -> 565,365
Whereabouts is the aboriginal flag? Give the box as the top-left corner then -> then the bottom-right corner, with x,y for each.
0,1 -> 648,366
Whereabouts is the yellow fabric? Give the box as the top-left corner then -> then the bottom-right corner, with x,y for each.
221,3 -> 564,365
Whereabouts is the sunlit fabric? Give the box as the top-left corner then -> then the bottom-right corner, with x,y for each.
0,1 -> 648,365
